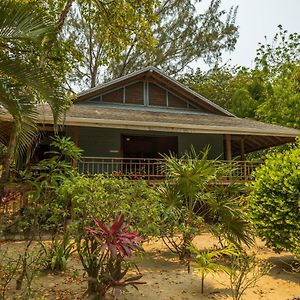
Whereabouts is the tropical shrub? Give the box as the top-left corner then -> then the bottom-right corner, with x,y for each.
189,245 -> 236,294
249,139 -> 300,255
58,175 -> 163,239
0,0 -> 68,198
0,243 -> 44,299
16,246 -> 43,298
77,214 -> 145,299
158,148 -> 254,271
3,136 -> 81,235
0,250 -> 20,300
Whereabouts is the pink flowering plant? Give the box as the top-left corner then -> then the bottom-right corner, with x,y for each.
77,213 -> 145,299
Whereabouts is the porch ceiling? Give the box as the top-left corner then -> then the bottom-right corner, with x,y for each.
231,135 -> 295,156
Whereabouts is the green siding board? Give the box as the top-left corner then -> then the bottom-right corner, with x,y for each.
78,127 -> 121,157
67,127 -> 224,159
178,133 -> 224,159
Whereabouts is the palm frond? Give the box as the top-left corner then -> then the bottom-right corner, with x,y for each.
160,147 -> 255,250
206,190 -> 255,248
0,79 -> 38,157
0,0 -> 52,41
0,57 -> 67,124
0,1 -> 68,166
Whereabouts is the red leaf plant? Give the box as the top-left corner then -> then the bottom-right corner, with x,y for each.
86,214 -> 144,258
80,214 -> 146,299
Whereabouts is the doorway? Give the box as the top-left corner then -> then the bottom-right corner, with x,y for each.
122,135 -> 178,158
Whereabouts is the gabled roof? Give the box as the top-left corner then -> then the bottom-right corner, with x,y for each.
76,66 -> 235,117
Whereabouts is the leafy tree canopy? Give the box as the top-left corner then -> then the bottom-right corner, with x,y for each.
106,0 -> 238,80
31,0 -> 159,89
49,0 -> 239,89
181,25 -> 300,129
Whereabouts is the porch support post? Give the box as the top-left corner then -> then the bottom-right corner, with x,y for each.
225,134 -> 232,161
72,126 -> 80,146
71,126 -> 80,167
240,136 -> 245,161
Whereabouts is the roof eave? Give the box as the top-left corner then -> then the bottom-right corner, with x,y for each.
28,115 -> 300,138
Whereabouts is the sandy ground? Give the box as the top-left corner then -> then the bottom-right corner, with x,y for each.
1,234 -> 300,300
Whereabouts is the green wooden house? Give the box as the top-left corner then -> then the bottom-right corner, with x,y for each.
1,67 -> 300,180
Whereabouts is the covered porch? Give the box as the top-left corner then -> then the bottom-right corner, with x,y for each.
13,104 -> 299,182
51,105 -> 298,181
63,125 -> 292,182
66,126 -> 256,180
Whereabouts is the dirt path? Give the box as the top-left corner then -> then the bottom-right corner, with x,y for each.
1,234 -> 300,299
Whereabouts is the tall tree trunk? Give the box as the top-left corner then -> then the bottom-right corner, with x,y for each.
45,0 -> 74,51
0,125 -> 17,200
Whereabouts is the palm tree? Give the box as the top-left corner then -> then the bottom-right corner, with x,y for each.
0,0 -> 67,195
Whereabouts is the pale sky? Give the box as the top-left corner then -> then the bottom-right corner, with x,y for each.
198,0 -> 300,68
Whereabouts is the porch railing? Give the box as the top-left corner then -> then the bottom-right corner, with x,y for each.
78,157 -> 261,182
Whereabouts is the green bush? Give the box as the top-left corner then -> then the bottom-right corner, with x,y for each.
249,139 -> 300,254
58,175 -> 163,239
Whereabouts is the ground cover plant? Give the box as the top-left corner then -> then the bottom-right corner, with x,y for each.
39,232 -> 75,272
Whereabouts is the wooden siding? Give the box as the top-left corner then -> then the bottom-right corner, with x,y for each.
178,133 -> 224,159
168,92 -> 188,108
67,127 -> 224,159
75,67 -> 234,116
125,82 -> 144,105
102,88 -> 123,103
149,82 -> 167,106
91,80 -> 199,111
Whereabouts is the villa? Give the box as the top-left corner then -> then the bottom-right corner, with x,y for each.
1,67 -> 300,180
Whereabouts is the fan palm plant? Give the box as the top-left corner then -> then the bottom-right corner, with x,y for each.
0,0 -> 68,194
158,147 -> 254,271
159,147 -> 217,270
